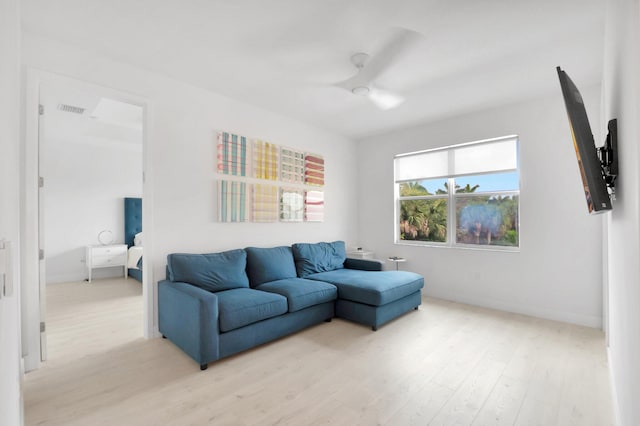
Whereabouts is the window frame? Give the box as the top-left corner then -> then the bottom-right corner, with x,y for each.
394,136 -> 520,251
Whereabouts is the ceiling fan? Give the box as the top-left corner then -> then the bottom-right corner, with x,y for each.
336,27 -> 422,110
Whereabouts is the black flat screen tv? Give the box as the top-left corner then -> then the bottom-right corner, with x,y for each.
556,66 -> 612,214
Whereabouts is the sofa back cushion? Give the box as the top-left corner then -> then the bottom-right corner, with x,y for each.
245,246 -> 298,287
167,249 -> 249,292
291,241 -> 346,277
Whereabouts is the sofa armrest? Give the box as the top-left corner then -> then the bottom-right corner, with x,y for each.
344,257 -> 383,271
158,280 -> 220,366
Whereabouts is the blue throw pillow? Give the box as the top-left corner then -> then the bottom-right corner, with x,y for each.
167,249 -> 249,292
291,241 -> 346,277
245,246 -> 298,287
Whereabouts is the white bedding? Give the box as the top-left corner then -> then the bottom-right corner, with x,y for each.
127,246 -> 143,269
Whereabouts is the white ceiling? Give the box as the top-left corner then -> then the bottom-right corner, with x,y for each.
22,0 -> 605,140
40,83 -> 143,149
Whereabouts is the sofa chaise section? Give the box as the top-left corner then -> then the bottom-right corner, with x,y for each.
293,242 -> 424,331
307,269 -> 423,330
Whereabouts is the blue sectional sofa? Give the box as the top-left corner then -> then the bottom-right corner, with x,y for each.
158,241 -> 424,370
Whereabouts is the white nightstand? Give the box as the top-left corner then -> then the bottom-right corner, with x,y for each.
86,244 -> 128,282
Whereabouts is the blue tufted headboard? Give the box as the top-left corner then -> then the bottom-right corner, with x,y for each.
124,197 -> 142,248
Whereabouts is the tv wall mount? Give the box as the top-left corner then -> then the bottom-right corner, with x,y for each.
599,118 -> 618,195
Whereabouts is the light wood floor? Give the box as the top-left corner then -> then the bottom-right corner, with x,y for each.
24,278 -> 615,426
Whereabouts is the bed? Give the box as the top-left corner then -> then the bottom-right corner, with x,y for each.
124,197 -> 143,282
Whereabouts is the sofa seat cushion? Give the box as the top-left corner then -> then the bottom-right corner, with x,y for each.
306,270 -> 424,306
257,278 -> 337,312
167,249 -> 249,292
216,288 -> 288,332
292,241 -> 347,277
245,246 -> 298,287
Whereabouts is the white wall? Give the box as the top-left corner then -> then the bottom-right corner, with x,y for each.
357,87 -> 604,327
603,0 -> 640,424
22,33 -> 359,334
0,0 -> 23,423
42,108 -> 142,283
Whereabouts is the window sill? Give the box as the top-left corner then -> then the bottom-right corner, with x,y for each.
394,240 -> 520,253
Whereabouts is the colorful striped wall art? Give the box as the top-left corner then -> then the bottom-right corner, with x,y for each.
280,147 -> 305,184
216,131 -> 327,223
252,184 -> 279,222
218,180 -> 249,222
304,154 -> 325,186
280,188 -> 304,222
304,190 -> 324,222
217,132 -> 249,176
253,140 -> 278,180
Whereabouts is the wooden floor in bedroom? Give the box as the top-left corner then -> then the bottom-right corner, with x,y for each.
24,278 -> 615,426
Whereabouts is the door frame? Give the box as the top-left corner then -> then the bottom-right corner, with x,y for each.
22,68 -> 155,371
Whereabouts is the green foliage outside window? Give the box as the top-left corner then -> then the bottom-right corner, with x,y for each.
399,199 -> 447,242
399,180 -> 519,247
399,182 -> 447,242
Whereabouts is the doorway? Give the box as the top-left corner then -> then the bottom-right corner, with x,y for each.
43,82 -> 144,361
23,70 -> 153,371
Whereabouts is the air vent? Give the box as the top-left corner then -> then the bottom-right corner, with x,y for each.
57,104 -> 86,114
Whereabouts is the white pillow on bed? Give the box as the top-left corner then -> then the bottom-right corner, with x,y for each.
127,246 -> 143,268
134,232 -> 143,246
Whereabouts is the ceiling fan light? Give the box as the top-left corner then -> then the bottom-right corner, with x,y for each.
369,89 -> 404,110
352,86 -> 370,96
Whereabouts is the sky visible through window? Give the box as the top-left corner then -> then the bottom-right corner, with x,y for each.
416,171 -> 519,194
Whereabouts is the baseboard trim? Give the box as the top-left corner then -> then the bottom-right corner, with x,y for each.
423,290 -> 602,328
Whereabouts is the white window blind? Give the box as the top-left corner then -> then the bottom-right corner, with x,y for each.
394,150 -> 449,182
394,136 -> 518,183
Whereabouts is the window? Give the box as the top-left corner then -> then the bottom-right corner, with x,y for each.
395,136 -> 519,249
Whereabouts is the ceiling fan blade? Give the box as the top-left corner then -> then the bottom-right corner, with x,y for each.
369,87 -> 405,110
334,74 -> 361,91
358,27 -> 422,84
